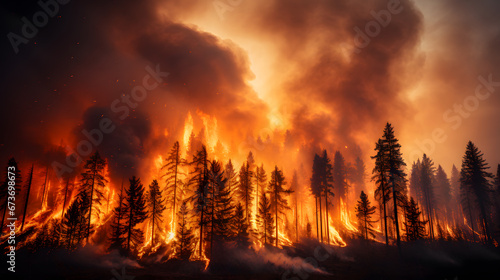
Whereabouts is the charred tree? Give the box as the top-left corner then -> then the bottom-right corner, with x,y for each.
404,197 -> 427,241
21,164 -> 34,232
175,200 -> 196,260
163,141 -> 185,227
257,191 -> 274,245
237,161 -> 254,223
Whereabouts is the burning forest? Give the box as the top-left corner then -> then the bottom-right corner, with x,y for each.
1,0 -> 500,279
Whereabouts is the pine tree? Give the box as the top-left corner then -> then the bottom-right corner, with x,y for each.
188,146 -> 210,257
123,176 -> 147,252
450,164 -> 461,225
310,154 -> 324,242
109,183 -> 126,251
460,141 -> 494,242
376,123 -> 407,250
61,192 -> 91,249
233,203 -> 251,247
163,141 -> 185,227
372,139 -> 391,245
212,161 -> 234,240
257,191 -> 274,245
420,154 -> 437,239
355,191 -> 377,240
333,151 -> 347,218
493,164 -> 500,238
175,200 -> 196,260
146,179 -> 167,245
404,197 -> 427,241
269,166 -> 292,247
254,164 -> 267,221
435,165 -> 452,223
237,161 -> 254,223
321,151 -> 334,244
0,158 -> 22,234
78,151 -> 108,242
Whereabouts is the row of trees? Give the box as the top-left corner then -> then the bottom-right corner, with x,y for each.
353,123 -> 500,247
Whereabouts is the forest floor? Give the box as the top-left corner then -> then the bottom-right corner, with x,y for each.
2,238 -> 500,280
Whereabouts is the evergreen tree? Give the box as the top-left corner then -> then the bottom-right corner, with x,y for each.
237,161 -> 254,223
233,203 -> 251,247
355,191 -> 377,240
435,165 -> 452,222
212,161 -> 234,240
268,166 -> 292,247
450,164 -> 461,225
420,154 -> 437,239
123,176 -> 147,252
188,146 -> 210,257
257,191 -> 274,245
404,197 -> 427,241
146,179 -> 166,245
333,151 -> 347,218
372,139 -> 391,245
379,123 -> 407,250
493,164 -> 500,238
78,151 -> 108,242
310,154 -> 324,242
175,200 -> 196,260
163,141 -> 185,226
254,164 -> 267,220
460,141 -> 494,242
109,183 -> 126,251
321,151 -> 334,244
61,192 -> 91,249
0,158 -> 22,234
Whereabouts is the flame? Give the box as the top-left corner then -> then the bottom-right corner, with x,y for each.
183,112 -> 194,150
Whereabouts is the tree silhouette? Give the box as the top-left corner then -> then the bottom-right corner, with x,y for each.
175,200 -> 196,260
379,123 -> 406,250
237,161 -> 254,223
77,151 -> 108,242
212,161 -> 234,240
290,171 -> 300,243
163,141 -> 185,227
233,202 -> 251,247
435,165 -> 452,223
254,163 -> 267,221
109,182 -> 126,252
321,151 -> 334,244
372,139 -> 390,246
123,176 -> 147,252
146,179 -> 166,245
269,166 -> 292,247
355,191 -> 377,240
420,154 -> 437,239
61,191 -> 91,249
310,154 -> 324,242
257,191 -> 274,245
333,151 -> 347,219
188,145 -> 210,257
450,164 -> 462,225
404,197 -> 427,241
460,141 -> 493,242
